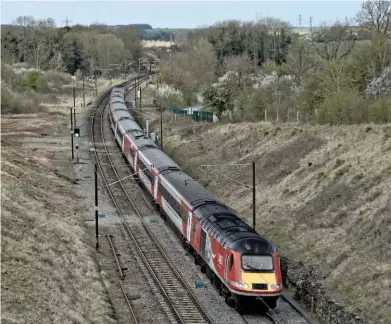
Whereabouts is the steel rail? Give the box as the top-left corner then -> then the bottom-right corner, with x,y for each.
106,232 -> 138,324
119,280 -> 139,324
106,234 -> 125,280
91,76 -> 214,324
89,75 -> 144,324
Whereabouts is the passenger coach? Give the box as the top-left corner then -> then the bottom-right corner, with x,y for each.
108,86 -> 283,311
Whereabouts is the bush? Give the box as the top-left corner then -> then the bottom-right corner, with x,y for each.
365,67 -> 391,99
1,63 -> 24,91
241,89 -> 269,121
317,88 -> 368,124
157,83 -> 185,108
368,98 -> 391,123
45,70 -> 73,89
23,71 -> 49,92
1,83 -> 43,114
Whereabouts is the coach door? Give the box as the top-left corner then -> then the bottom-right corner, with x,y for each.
224,252 -> 232,281
200,228 -> 207,259
153,174 -> 159,200
186,211 -> 192,242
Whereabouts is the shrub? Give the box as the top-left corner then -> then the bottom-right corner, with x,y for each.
23,71 -> 49,92
1,63 -> 24,91
368,98 -> 391,123
1,83 -> 43,114
1,84 -> 22,113
365,67 -> 391,99
45,70 -> 73,89
241,89 -> 269,121
317,88 -> 368,124
157,83 -> 185,108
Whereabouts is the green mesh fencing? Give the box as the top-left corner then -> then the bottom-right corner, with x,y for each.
166,107 -> 213,122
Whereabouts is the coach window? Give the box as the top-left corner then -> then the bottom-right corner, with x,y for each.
181,205 -> 188,221
129,145 -> 134,158
151,174 -> 156,186
118,131 -> 123,143
138,158 -> 152,182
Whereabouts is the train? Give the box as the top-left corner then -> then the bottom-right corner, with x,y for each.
108,85 -> 283,312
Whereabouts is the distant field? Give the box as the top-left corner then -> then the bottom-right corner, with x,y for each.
291,27 -> 321,35
140,26 -> 361,40
142,40 -> 173,47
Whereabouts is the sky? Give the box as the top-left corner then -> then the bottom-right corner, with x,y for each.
1,1 -> 363,28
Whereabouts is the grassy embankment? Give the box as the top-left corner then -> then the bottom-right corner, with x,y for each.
1,64 -> 123,323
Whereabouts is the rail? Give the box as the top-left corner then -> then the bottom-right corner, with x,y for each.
90,75 -> 214,324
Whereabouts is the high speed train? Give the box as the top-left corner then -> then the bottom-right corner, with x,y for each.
108,85 -> 283,311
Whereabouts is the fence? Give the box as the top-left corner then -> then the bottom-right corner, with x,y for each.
167,107 -> 214,122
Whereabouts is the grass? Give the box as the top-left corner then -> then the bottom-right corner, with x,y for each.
160,119 -> 391,324
1,146 -> 116,324
1,70 -> 121,323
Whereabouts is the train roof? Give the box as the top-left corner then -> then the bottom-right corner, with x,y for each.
114,110 -> 133,122
141,147 -> 181,172
111,101 -> 128,111
162,171 -> 217,206
111,91 -> 124,99
131,135 -> 157,149
112,107 -> 129,115
118,119 -> 142,133
111,86 -> 124,92
194,202 -> 275,252
111,93 -> 124,100
110,97 -> 125,104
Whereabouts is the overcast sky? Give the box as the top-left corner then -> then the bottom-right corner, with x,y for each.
1,1 -> 363,28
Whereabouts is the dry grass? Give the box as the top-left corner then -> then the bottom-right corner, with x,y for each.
159,120 -> 391,324
1,76 -> 121,324
1,145 -> 116,324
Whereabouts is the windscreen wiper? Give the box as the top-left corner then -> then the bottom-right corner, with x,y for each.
244,264 -> 259,271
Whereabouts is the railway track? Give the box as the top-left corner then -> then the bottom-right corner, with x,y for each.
91,75 -> 214,324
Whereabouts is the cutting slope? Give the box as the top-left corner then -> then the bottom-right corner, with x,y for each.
160,120 -> 391,324
1,143 -> 117,324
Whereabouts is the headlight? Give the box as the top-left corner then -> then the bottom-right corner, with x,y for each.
271,284 -> 282,290
244,284 -> 249,289
238,283 -> 243,288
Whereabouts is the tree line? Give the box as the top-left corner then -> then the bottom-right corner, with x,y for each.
159,1 -> 391,124
1,17 -> 144,76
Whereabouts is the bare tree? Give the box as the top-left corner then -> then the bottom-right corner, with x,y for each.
313,19 -> 357,60
283,39 -> 320,79
114,26 -> 143,61
13,16 -> 35,62
356,1 -> 391,35
33,18 -> 56,69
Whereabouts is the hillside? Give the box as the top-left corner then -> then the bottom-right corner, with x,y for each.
156,118 -> 391,324
1,70 -> 119,323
